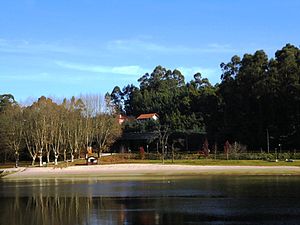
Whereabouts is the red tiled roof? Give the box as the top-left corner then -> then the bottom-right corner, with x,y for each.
137,113 -> 159,120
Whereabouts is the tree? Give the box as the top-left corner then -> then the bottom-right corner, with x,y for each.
0,93 -> 18,162
158,125 -> 170,164
3,105 -> 24,167
81,94 -> 122,161
94,114 -> 122,160
23,107 -> 39,166
23,96 -> 59,166
63,97 -> 85,162
0,94 -> 16,112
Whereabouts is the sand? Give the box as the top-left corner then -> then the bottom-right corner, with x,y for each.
2,164 -> 300,179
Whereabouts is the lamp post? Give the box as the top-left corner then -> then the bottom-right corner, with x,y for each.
278,143 -> 282,160
266,129 -> 270,153
279,143 -> 282,153
15,151 -> 19,168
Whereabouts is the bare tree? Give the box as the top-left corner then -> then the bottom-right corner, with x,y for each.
2,105 -> 24,167
158,125 -> 170,164
48,104 -> 64,165
64,97 -> 86,160
94,114 -> 122,160
25,97 -> 52,166
23,107 -> 39,166
80,94 -> 122,161
80,94 -> 100,155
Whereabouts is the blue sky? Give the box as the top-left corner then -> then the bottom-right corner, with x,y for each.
0,0 -> 299,102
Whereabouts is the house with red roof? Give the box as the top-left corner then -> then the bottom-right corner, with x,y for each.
137,113 -> 159,121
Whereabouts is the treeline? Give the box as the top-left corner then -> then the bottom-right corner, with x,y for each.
0,94 -> 121,166
109,44 -> 300,151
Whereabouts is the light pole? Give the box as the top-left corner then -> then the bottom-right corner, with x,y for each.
162,145 -> 167,164
15,151 -> 19,168
279,143 -> 282,156
266,129 -> 270,153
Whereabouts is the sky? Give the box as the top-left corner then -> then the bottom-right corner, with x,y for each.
0,0 -> 299,102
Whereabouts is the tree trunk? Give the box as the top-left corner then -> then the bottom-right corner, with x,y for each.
47,152 -> 50,163
71,153 -> 74,163
54,154 -> 58,166
4,150 -> 7,164
214,143 -> 217,160
39,155 -> 43,167
64,150 -> 67,162
171,143 -> 174,163
15,152 -> 19,168
98,149 -> 102,164
77,149 -> 81,159
162,146 -> 165,164
32,154 -> 37,166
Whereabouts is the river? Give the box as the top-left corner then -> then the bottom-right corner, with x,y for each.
1,176 -> 300,225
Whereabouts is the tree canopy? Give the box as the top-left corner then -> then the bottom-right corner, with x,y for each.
110,44 -> 300,150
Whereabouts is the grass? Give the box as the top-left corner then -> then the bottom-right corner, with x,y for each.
1,157 -> 300,169
2,157 -> 300,179
96,154 -> 300,166
121,159 -> 300,166
166,159 -> 300,166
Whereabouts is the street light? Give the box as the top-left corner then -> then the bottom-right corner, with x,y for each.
15,151 -> 19,168
278,143 -> 282,153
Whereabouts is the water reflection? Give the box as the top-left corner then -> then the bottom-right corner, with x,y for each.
0,194 -> 164,225
1,176 -> 300,225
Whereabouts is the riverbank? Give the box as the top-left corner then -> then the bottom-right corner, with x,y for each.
2,164 -> 300,179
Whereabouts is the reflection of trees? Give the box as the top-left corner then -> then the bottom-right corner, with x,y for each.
0,193 -> 139,225
0,194 -> 178,225
0,194 -> 94,225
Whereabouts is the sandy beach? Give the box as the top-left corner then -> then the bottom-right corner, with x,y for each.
1,164 -> 300,179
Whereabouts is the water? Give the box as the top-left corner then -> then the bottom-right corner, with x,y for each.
1,176 -> 300,225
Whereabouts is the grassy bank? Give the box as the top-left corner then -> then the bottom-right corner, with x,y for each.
91,154 -> 300,166
3,163 -> 300,180
1,153 -> 300,169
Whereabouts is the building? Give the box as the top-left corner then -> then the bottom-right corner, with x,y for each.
137,113 -> 159,121
117,114 -> 129,125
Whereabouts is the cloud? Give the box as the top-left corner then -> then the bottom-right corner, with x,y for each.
55,61 -> 149,76
54,61 -> 219,81
107,38 -> 237,54
0,38 -> 77,54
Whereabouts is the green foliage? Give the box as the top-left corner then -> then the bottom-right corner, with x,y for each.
0,94 -> 16,112
110,65 -> 206,132
108,44 -> 300,151
218,44 -> 300,150
123,119 -> 160,133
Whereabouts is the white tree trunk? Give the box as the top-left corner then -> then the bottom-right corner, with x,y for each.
39,156 -> 43,167
32,154 -> 37,166
64,150 -> 67,162
15,152 -> 19,168
54,154 -> 58,166
71,154 -> 74,163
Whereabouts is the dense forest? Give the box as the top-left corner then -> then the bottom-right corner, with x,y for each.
109,44 -> 300,151
0,44 -> 299,165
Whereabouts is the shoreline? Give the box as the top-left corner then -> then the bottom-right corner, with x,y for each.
2,164 -> 300,180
